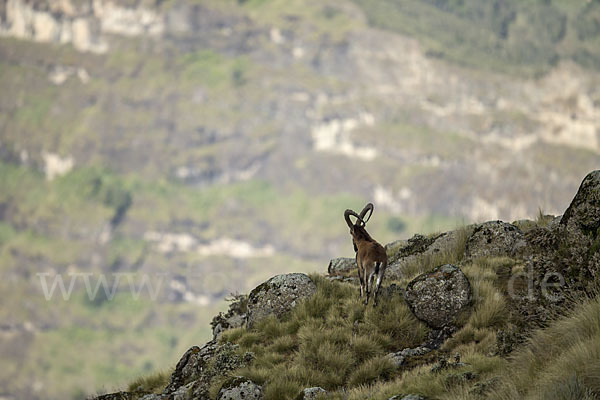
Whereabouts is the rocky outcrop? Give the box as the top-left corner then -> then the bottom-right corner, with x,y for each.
217,377 -> 263,400
246,273 -> 316,328
404,264 -> 472,329
560,170 -> 600,235
211,294 -> 247,340
0,0 -> 241,53
464,221 -> 525,259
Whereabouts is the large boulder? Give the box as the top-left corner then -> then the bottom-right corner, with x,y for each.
328,257 -> 356,275
246,273 -> 317,328
560,170 -> 600,234
404,264 -> 472,329
464,221 -> 525,259
217,377 -> 263,400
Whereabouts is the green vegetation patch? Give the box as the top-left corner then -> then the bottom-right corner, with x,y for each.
352,0 -> 600,76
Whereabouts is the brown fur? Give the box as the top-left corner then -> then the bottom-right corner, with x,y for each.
347,211 -> 388,306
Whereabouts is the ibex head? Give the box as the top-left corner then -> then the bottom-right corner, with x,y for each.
344,203 -> 374,249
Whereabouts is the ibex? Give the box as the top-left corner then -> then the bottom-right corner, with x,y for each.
344,203 -> 388,306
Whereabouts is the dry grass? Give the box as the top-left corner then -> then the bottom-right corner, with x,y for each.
126,369 -> 172,394
218,274 -> 428,398
490,296 -> 600,399
211,252 -> 600,400
399,225 -> 473,282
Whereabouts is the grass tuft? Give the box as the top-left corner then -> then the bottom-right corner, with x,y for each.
126,369 -> 171,394
347,356 -> 396,387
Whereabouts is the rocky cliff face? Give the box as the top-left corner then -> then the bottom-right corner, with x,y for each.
0,0 -> 163,52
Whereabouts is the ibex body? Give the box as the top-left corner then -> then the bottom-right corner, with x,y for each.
344,204 -> 388,306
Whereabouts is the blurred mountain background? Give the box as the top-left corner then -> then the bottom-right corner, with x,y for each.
0,0 -> 599,398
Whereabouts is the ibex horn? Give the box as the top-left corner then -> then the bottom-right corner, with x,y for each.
358,203 -> 374,226
344,209 -> 364,228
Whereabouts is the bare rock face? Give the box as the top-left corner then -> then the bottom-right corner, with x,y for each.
246,273 -> 316,328
464,221 -> 525,259
404,264 -> 472,329
561,170 -> 600,235
217,377 -> 263,400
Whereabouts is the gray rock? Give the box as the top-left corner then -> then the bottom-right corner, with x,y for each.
388,395 -> 426,400
246,273 -> 316,328
561,170 -> 600,234
163,341 -> 254,398
299,386 -> 327,399
404,264 -> 472,329
387,346 -> 431,367
140,395 -> 163,400
211,294 -> 247,340
217,377 -> 263,400
163,344 -> 210,395
464,221 -> 525,259
328,257 -> 357,274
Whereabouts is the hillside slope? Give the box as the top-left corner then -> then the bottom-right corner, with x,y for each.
93,170 -> 600,399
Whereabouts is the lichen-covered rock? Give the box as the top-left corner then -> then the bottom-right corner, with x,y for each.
327,257 -> 356,275
246,273 -> 316,328
217,377 -> 263,400
560,170 -> 600,234
464,221 -> 525,259
163,341 -> 253,399
163,344 -> 210,395
386,346 -> 431,367
211,294 -> 247,340
297,386 -> 327,400
404,264 -> 472,329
